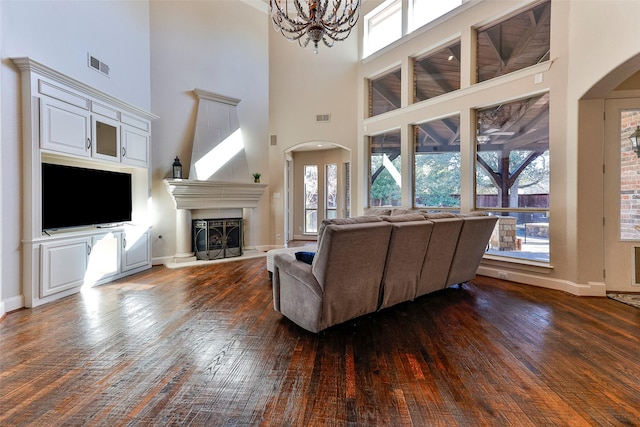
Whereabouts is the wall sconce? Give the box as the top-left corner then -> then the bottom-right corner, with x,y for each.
630,126 -> 640,157
172,156 -> 183,179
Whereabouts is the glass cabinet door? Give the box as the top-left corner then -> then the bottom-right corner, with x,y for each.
92,116 -> 120,161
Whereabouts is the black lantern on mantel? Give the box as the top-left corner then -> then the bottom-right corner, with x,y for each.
172,156 -> 183,179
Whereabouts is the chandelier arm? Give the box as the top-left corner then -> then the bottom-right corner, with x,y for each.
292,0 -> 311,22
271,22 -> 304,40
273,22 -> 312,42
326,3 -> 359,28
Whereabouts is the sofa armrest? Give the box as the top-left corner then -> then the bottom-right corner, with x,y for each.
273,252 -> 324,332
274,253 -> 320,294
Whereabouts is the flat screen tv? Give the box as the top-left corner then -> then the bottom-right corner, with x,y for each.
42,163 -> 132,231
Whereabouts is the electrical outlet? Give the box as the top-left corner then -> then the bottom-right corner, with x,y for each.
276,233 -> 281,241
498,271 -> 508,280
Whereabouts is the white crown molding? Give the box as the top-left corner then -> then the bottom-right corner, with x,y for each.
11,57 -> 158,121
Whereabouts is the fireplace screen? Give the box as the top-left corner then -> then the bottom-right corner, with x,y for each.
193,218 -> 242,260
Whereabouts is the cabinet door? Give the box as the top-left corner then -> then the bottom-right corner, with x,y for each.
121,124 -> 149,167
122,229 -> 151,272
92,115 -> 121,162
41,238 -> 90,297
40,98 -> 91,157
86,233 -> 121,283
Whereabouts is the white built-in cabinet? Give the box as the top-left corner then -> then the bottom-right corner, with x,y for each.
12,57 -> 157,308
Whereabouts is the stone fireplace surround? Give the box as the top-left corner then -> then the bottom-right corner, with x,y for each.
163,88 -> 267,264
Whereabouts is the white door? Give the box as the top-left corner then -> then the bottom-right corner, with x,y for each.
285,156 -> 294,243
604,98 -> 640,291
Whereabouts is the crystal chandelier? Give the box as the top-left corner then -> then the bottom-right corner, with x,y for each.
269,0 -> 361,54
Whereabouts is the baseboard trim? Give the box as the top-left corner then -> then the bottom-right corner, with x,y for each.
2,295 -> 25,312
477,266 -> 607,297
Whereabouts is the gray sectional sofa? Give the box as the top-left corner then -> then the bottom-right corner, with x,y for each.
270,211 -> 498,333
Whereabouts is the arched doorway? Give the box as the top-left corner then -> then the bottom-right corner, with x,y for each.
284,142 -> 351,244
584,61 -> 640,292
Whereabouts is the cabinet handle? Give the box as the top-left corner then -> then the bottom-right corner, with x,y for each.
87,245 -> 92,256
122,238 -> 127,248
86,138 -> 92,149
121,147 -> 127,158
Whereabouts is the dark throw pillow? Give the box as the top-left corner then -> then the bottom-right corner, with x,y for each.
295,251 -> 315,265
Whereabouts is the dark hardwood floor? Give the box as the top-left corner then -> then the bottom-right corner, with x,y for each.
1,257 -> 640,426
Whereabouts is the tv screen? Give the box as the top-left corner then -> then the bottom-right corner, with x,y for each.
42,163 -> 132,230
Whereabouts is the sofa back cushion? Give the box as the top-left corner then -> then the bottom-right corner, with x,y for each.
446,215 -> 498,286
379,218 -> 433,310
363,207 -> 393,216
312,221 -> 393,329
416,217 -> 464,297
316,215 -> 383,248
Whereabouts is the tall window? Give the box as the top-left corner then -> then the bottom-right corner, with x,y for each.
370,130 -> 402,207
363,0 -> 402,57
476,0 -> 551,83
476,93 -> 550,262
343,162 -> 351,218
413,115 -> 460,208
325,164 -> 338,220
304,165 -> 318,233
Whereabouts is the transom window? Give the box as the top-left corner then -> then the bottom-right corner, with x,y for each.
476,0 -> 551,83
369,67 -> 401,117
413,40 -> 461,103
409,0 -> 463,33
363,0 -> 402,57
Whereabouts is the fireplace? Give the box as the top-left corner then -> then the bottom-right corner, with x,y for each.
162,89 -> 267,264
193,218 -> 242,260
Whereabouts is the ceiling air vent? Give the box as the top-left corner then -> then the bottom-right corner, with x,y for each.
88,54 -> 110,77
316,114 -> 330,123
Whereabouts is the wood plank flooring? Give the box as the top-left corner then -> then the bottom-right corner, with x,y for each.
1,257 -> 640,426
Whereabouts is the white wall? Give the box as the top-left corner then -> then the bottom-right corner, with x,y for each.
0,0 -> 151,310
268,13 -> 360,245
149,0 -> 270,262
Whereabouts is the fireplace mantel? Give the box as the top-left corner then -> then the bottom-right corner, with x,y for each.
164,179 -> 267,210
